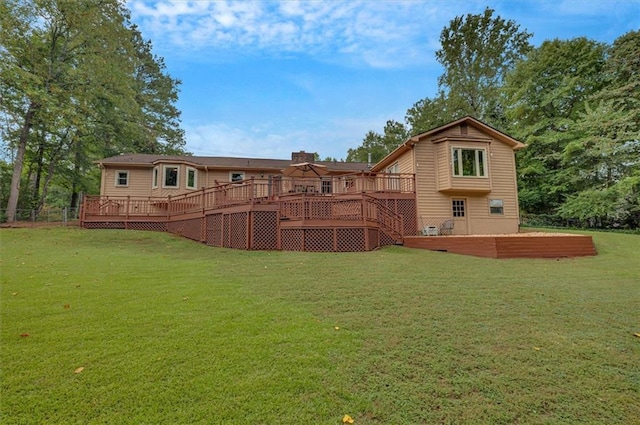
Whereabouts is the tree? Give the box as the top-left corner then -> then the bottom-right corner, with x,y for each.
1,0 -> 185,221
346,120 -> 408,164
405,94 -> 457,136
503,37 -> 608,215
435,7 -> 532,126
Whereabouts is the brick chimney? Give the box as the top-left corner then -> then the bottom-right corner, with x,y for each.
291,151 -> 315,163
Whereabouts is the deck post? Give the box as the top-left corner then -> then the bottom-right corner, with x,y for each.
167,195 -> 171,220
125,196 -> 130,229
201,187 -> 206,214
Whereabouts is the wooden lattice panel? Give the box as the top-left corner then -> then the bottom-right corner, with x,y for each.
83,222 -> 125,229
336,228 -> 366,252
128,222 -> 167,232
168,218 -> 201,241
304,228 -> 334,252
379,229 -> 397,247
205,214 -> 223,247
229,212 -> 248,249
251,211 -> 278,250
397,199 -> 417,235
281,229 -> 304,251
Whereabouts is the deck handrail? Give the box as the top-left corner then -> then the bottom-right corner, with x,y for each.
82,172 -> 415,219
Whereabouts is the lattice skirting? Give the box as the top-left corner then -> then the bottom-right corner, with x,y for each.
127,222 -> 167,232
167,218 -> 203,241
204,212 -> 250,249
280,227 -> 371,252
83,221 -> 126,229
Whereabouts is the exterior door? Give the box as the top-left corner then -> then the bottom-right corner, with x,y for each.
451,198 -> 468,235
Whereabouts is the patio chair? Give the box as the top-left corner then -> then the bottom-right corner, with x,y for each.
439,219 -> 454,235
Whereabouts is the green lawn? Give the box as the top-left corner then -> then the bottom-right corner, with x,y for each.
1,227 -> 639,424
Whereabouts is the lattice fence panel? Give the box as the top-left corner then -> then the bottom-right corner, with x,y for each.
206,214 -> 223,246
397,199 -> 417,235
379,229 -> 396,247
83,222 -> 125,229
309,200 -> 332,219
336,228 -> 366,252
229,212 -> 248,249
223,215 -> 231,247
304,228 -> 334,252
128,222 -> 167,232
251,211 -> 278,250
281,229 -> 304,251
167,218 -> 202,241
368,228 -> 379,250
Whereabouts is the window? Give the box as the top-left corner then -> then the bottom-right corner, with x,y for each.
452,148 -> 486,177
163,166 -> 179,188
387,162 -> 400,190
230,172 -> 245,183
489,199 -> 504,215
321,179 -> 332,194
152,167 -> 159,188
452,199 -> 465,217
186,167 -> 197,189
115,171 -> 129,187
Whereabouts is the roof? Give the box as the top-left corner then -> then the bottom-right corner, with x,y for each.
371,116 -> 526,172
96,153 -> 370,173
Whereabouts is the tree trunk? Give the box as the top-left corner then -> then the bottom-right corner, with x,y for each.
5,103 -> 37,222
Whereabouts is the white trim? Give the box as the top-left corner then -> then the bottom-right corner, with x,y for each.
152,167 -> 159,189
451,147 -> 488,178
115,170 -> 129,187
186,167 -> 197,190
163,165 -> 180,188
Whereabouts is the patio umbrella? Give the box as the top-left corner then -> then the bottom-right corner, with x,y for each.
281,162 -> 329,178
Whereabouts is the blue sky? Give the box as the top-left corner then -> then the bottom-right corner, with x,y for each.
127,0 -> 640,160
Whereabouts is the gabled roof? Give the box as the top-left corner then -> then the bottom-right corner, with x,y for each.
96,154 -> 369,173
371,116 -> 526,172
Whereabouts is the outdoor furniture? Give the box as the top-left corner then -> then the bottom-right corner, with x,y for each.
439,219 -> 454,235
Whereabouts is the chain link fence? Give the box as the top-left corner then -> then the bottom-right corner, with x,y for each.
0,208 -> 80,226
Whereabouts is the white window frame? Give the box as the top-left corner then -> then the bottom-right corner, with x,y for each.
115,170 -> 129,187
230,171 -> 245,183
186,167 -> 197,190
489,199 -> 504,215
452,147 -> 487,178
152,167 -> 159,189
163,165 -> 179,188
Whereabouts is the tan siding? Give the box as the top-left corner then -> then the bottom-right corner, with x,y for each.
397,151 -> 414,174
413,126 -> 521,235
102,167 -> 152,197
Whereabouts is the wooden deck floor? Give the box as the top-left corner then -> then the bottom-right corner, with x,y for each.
403,233 -> 597,258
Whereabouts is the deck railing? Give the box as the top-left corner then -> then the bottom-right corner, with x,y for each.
83,173 -> 415,218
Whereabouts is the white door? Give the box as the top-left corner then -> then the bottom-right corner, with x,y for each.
451,198 -> 468,235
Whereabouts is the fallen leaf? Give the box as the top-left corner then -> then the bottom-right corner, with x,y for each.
182,297 -> 190,301
12,292 -> 18,296
334,326 -> 340,330
634,333 -> 640,338
74,367 -> 84,374
534,347 -> 541,351
64,304 -> 70,309
20,333 -> 29,337
342,414 -> 354,424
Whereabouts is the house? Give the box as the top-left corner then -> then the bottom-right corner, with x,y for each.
82,117 -> 548,253
96,150 -> 370,198
372,116 -> 526,235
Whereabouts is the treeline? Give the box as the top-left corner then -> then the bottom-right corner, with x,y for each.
0,0 -> 186,222
347,9 -> 639,229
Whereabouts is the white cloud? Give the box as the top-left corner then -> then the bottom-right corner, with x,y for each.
127,0 -> 446,68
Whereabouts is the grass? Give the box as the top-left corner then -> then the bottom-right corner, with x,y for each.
1,227 -> 639,424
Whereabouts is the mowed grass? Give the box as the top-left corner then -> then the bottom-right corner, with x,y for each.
1,228 -> 639,424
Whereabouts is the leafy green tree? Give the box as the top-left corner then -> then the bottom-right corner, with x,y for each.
346,120 -> 408,163
503,37 -> 608,215
405,94 -> 457,136
435,7 -> 532,126
1,0 -> 185,220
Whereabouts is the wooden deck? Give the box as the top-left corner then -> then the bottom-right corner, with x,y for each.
81,173 -> 418,252
403,233 -> 597,258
